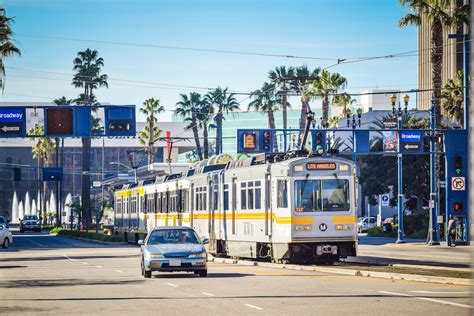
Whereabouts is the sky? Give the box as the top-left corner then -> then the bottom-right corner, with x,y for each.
1,0 -> 418,121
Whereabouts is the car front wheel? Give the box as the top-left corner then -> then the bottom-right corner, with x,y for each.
141,258 -> 151,278
2,238 -> 10,249
197,269 -> 207,277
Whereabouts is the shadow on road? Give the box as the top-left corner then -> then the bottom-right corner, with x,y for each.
0,278 -> 145,289
0,254 -> 139,263
153,272 -> 253,279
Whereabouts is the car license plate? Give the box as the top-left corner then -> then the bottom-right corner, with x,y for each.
169,259 -> 181,267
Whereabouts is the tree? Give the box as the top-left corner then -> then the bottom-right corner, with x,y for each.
175,92 -> 204,160
71,49 -> 108,227
332,93 -> 355,117
268,66 -> 294,131
442,70 -> 464,127
311,69 -> 347,128
138,98 -> 164,165
196,98 -> 213,159
399,0 -> 468,192
205,87 -> 240,155
248,82 -> 281,151
0,7 -> 20,90
292,65 -> 321,130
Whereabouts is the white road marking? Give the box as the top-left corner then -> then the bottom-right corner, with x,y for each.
379,291 -> 473,309
411,291 -> 471,294
82,262 -> 89,265
166,283 -> 178,287
62,254 -> 78,262
244,304 -> 263,310
114,270 -> 124,273
201,292 -> 215,296
95,266 -> 103,268
28,238 -> 48,248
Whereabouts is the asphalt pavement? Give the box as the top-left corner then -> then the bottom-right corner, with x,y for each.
0,229 -> 473,315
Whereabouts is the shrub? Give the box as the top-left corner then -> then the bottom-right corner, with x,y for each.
367,226 -> 383,237
42,225 -> 59,231
57,230 -> 124,242
50,227 -> 62,234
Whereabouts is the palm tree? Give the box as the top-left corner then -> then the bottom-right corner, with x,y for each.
138,98 -> 164,165
332,93 -> 356,117
248,82 -> 281,151
205,87 -> 240,155
71,49 -> 108,228
311,69 -> 347,128
0,7 -> 20,90
268,66 -> 295,130
399,0 -> 468,129
175,92 -> 204,160
442,70 -> 464,127
196,98 -> 213,159
292,65 -> 321,130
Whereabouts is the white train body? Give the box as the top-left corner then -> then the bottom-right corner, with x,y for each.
114,156 -> 358,263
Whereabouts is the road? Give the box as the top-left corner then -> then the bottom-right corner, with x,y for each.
0,230 -> 472,315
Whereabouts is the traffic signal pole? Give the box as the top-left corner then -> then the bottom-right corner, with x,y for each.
428,99 -> 440,245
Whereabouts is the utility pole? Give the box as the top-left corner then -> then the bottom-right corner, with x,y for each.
428,98 -> 440,245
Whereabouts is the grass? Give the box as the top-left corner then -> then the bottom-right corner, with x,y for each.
56,229 -> 125,242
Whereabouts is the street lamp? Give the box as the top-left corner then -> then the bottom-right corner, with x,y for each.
126,149 -> 146,184
392,94 -> 409,244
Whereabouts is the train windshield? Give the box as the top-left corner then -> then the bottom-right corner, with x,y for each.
294,179 -> 350,212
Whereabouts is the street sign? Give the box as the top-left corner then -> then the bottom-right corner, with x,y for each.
0,108 -> 25,136
383,118 -> 397,129
401,142 -> 421,152
105,106 -> 136,136
400,131 -> 422,152
381,194 -> 390,206
451,177 -> 465,191
92,181 -> 101,188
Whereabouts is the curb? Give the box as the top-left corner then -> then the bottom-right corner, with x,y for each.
57,234 -> 128,245
209,257 -> 471,286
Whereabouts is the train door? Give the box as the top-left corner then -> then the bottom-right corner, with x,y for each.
265,173 -> 272,236
190,184 -> 194,228
231,177 -> 237,235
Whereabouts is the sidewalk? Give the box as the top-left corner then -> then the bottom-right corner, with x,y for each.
344,235 -> 472,269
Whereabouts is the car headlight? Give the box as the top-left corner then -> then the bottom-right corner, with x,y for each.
189,251 -> 206,258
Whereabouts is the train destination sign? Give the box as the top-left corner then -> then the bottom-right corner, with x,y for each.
306,162 -> 336,170
0,108 -> 25,136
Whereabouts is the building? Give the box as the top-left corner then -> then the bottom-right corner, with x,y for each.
418,0 -> 469,110
0,116 -> 199,222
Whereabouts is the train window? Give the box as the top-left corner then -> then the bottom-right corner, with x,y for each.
223,184 -> 229,211
248,184 -> 254,209
241,183 -> 247,210
213,184 -> 218,211
255,184 -> 261,210
321,180 -> 350,212
277,180 -> 288,208
294,180 -> 321,212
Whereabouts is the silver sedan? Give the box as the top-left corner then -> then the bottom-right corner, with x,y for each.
139,226 -> 209,278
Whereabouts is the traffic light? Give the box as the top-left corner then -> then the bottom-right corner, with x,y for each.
263,131 -> 271,151
46,108 -> 73,135
454,201 -> 463,212
13,167 -> 21,181
454,155 -> 462,175
315,132 -> 324,156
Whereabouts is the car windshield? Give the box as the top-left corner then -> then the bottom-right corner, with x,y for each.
24,216 -> 38,220
147,229 -> 200,245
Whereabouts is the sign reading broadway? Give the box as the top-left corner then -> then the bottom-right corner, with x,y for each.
0,108 -> 25,136
400,131 -> 422,152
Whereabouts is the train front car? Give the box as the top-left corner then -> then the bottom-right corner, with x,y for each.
272,157 -> 358,264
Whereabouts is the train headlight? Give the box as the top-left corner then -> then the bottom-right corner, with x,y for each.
336,224 -> 344,230
344,224 -> 353,231
294,225 -> 312,232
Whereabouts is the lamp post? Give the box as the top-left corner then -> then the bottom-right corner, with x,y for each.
126,149 -> 146,184
347,108 -> 362,162
391,94 -> 409,244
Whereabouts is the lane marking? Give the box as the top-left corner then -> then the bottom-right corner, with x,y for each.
114,270 -> 124,273
95,266 -> 103,268
166,283 -> 178,287
201,292 -> 215,297
379,291 -> 473,309
82,262 -> 89,265
62,254 -> 78,262
244,304 -> 263,310
27,238 -> 48,248
411,291 -> 471,294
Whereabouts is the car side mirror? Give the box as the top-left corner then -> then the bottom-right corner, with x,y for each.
202,238 -> 209,245
138,240 -> 144,246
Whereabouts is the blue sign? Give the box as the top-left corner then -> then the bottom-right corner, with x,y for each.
0,109 -> 24,122
400,131 -> 422,143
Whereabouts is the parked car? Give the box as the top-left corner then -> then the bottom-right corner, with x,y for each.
139,226 -> 209,278
0,224 -> 12,248
0,216 -> 9,229
357,217 -> 377,233
20,215 -> 41,233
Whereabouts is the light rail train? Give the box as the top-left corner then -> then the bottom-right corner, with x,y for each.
113,154 -> 358,263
